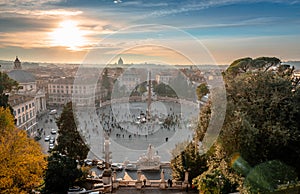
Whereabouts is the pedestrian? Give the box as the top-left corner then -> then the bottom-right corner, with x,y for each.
143,179 -> 146,187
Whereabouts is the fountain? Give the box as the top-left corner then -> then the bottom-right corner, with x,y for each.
137,144 -> 161,171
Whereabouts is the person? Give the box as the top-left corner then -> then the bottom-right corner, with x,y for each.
143,179 -> 146,187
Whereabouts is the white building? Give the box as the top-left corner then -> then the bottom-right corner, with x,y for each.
155,72 -> 173,84
117,71 -> 140,92
7,57 -> 47,114
7,57 -> 47,137
9,94 -> 37,136
48,76 -> 106,107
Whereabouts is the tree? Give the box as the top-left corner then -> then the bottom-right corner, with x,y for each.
193,56 -> 300,192
0,107 -> 46,193
0,71 -> 18,114
44,152 -> 82,193
54,102 -> 89,160
171,142 -> 207,184
44,102 -> 90,193
196,83 -> 209,100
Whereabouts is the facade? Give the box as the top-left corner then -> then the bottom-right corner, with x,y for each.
155,73 -> 173,84
7,57 -> 47,114
47,77 -> 107,107
117,71 -> 140,92
9,94 -> 37,136
7,57 -> 47,136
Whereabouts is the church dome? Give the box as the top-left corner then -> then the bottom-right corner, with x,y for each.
8,69 -> 36,83
7,57 -> 36,83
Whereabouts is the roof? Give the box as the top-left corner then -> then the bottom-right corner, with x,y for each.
7,69 -> 36,83
8,94 -> 34,107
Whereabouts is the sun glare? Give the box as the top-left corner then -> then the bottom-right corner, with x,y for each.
49,20 -> 87,50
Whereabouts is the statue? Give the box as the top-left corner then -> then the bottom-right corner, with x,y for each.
137,144 -> 161,171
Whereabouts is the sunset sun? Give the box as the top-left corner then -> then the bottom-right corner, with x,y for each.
49,20 -> 87,50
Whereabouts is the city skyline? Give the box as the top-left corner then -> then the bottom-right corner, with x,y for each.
0,0 -> 300,65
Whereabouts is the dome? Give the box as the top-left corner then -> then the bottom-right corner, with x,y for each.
7,69 -> 36,83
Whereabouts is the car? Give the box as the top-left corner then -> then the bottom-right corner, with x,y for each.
51,129 -> 57,134
44,135 -> 50,141
49,109 -> 57,115
125,163 -> 137,171
49,143 -> 54,150
97,161 -> 104,169
67,186 -> 86,194
111,163 -> 123,171
84,159 -> 93,166
49,138 -> 55,144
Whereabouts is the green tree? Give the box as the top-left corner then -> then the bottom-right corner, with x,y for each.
0,107 -> 46,193
196,83 -> 209,100
0,71 -> 18,114
171,142 -> 207,184
193,56 -> 300,192
153,82 -> 177,97
44,152 -> 82,193
44,102 -> 90,193
54,101 -> 89,160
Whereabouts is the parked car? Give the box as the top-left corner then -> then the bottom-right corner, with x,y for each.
49,109 -> 57,115
44,135 -> 50,141
49,138 -> 55,144
49,143 -> 54,150
51,129 -> 57,134
84,159 -> 93,166
111,163 -> 123,171
67,186 -> 86,194
125,163 -> 137,171
97,160 -> 104,169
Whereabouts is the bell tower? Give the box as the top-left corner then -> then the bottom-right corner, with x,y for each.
14,56 -> 22,69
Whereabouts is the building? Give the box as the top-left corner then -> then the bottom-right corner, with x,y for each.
47,76 -> 107,107
117,71 -> 140,92
7,57 -> 47,136
7,57 -> 47,114
8,94 -> 37,136
155,72 -> 173,84
118,57 -> 124,65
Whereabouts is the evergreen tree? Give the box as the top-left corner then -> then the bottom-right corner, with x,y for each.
54,101 -> 89,160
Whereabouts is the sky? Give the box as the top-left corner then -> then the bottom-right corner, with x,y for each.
0,0 -> 300,65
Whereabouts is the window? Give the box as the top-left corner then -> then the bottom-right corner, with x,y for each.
25,105 -> 28,110
32,102 -> 34,106
22,107 -> 24,112
18,108 -> 20,114
18,116 -> 21,125
29,104 -> 31,108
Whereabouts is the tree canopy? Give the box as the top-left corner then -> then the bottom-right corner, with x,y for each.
0,71 -> 18,114
0,107 -> 46,193
54,101 -> 89,160
171,57 -> 300,193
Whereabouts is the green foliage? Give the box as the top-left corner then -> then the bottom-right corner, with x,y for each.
44,152 -> 82,193
196,83 -> 209,100
193,169 -> 236,194
54,102 -> 89,161
244,160 -> 298,193
192,56 -> 300,192
0,71 -> 18,114
153,82 -> 177,97
171,142 -> 208,183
